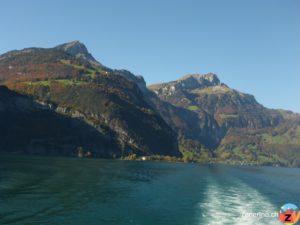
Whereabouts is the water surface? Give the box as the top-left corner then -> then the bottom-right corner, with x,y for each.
0,155 -> 299,225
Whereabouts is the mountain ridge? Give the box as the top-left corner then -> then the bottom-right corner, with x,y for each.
0,41 -> 299,166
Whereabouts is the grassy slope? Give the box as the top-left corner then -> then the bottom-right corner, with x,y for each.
216,120 -> 300,167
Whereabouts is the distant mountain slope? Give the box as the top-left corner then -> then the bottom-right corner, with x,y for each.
149,73 -> 282,130
148,73 -> 283,144
217,116 -> 300,167
148,74 -> 300,166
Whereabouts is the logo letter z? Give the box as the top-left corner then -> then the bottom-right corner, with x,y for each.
284,214 -> 292,222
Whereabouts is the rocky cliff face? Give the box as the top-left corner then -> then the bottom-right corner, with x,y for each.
151,73 -> 221,96
148,74 -> 283,150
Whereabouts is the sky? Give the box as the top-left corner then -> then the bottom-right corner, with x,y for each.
0,0 -> 299,112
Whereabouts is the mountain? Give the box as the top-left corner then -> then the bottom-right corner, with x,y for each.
149,74 -> 300,166
0,42 -> 180,157
0,41 -> 299,166
149,73 -> 283,135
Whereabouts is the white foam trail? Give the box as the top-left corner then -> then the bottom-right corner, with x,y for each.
198,177 -> 281,225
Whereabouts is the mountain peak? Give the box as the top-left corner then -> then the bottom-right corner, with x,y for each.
174,73 -> 221,91
54,41 -> 102,66
179,73 -> 220,85
148,73 -> 222,97
55,40 -> 88,54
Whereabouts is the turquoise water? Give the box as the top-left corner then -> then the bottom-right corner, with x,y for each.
0,155 -> 299,225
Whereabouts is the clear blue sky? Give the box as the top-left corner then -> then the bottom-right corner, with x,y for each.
1,0 -> 299,112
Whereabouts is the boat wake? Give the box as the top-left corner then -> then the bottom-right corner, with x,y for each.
198,175 -> 281,225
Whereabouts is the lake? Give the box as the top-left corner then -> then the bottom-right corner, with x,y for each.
0,155 -> 299,225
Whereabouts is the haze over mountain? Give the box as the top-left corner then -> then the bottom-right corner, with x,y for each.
0,41 -> 299,166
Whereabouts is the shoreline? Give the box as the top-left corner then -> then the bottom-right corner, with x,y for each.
0,152 -> 296,168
